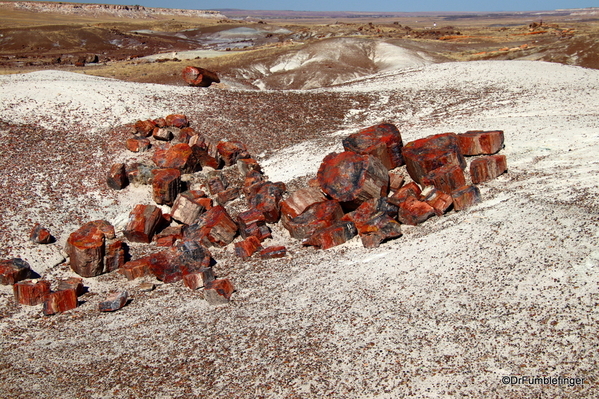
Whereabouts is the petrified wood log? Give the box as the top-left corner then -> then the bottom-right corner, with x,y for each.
389,182 -> 422,205
126,163 -> 154,186
156,143 -> 203,174
99,291 -> 128,312
457,130 -> 504,156
247,182 -> 285,223
342,198 -> 402,248
204,279 -> 234,305
182,66 -> 220,87
451,185 -> 481,211
165,114 -> 189,129
470,154 -> 508,184
389,172 -> 405,192
280,187 -> 327,219
402,133 -> 466,184
259,246 -> 287,259
217,187 -> 240,205
422,164 -> 466,195
183,268 -> 215,290
120,257 -> 152,280
243,170 -> 266,197
124,204 -> 163,244
56,277 -> 85,297
282,200 -> 344,240
342,123 -> 404,169
207,174 -> 227,195
66,224 -> 105,278
43,289 -> 78,316
420,187 -> 453,216
149,241 -> 213,283
29,223 -> 53,244
152,168 -> 181,206
234,236 -> 263,260
104,240 -> 126,273
13,279 -> 51,305
183,205 -> 238,247
317,151 -> 388,210
125,137 -> 151,153
155,226 -> 183,247
134,119 -> 156,136
107,163 -> 129,190
216,141 -> 250,167
171,190 -> 208,225
396,197 -> 436,226
302,220 -> 357,250
237,208 -> 271,241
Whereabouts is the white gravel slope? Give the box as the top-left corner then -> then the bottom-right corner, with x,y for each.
0,61 -> 598,398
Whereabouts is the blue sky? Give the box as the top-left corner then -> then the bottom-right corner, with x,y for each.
41,1 -> 599,12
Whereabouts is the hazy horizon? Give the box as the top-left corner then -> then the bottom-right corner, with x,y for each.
31,0 -> 599,13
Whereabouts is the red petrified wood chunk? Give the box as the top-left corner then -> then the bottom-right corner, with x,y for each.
152,168 -> 181,206
302,221 -> 357,250
259,246 -> 287,259
43,289 -> 78,316
422,164 -> 466,195
104,240 -> 126,273
134,119 -> 156,136
280,187 -> 327,219
451,185 -> 481,211
420,187 -> 453,216
216,141 -> 250,167
342,198 -> 402,248
401,133 -> 466,184
389,172 -> 405,192
470,154 -> 508,184
13,280 -> 51,305
317,151 -> 389,210
148,241 -> 213,283
126,163 -> 154,186
243,170 -> 265,196
204,279 -> 234,305
56,277 -> 85,296
120,257 -> 152,280
171,190 -> 207,225
183,205 -> 238,247
66,223 -> 105,278
282,200 -> 344,240
153,127 -> 177,141
217,187 -> 240,205
234,236 -> 263,260
248,182 -> 286,223
207,174 -> 227,195
124,204 -> 163,244
126,137 -> 151,153
182,66 -> 221,87
165,114 -> 189,129
342,123 -> 404,169
237,208 -> 271,241
30,223 -> 53,244
85,220 -> 116,239
389,182 -> 422,205
107,163 -> 129,190
237,158 -> 262,176
155,226 -> 183,247
457,130 -> 504,156
396,197 -> 436,226
99,291 -> 128,312
183,268 -> 215,290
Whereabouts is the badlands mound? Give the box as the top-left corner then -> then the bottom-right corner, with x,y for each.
0,60 -> 598,397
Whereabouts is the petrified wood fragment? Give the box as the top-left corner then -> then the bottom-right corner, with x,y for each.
317,151 -> 388,210
282,200 -> 344,240
157,143 -> 202,174
207,174 -> 227,195
165,114 -> 189,129
104,240 -> 126,273
66,224 -> 105,278
302,220 -> 357,250
182,66 -> 220,87
107,163 -> 129,190
149,241 -> 213,283
126,163 -> 154,186
342,123 -> 404,169
99,291 -> 128,312
13,279 -> 51,305
204,279 -> 234,305
216,141 -> 250,167
396,197 -> 436,226
29,223 -> 53,244
43,289 -> 78,316
125,137 -> 151,153
151,168 -> 181,206
134,119 -> 156,136
389,172 -> 405,192
420,187 -> 453,216
183,268 -> 215,290
171,190 -> 207,225
457,130 -> 504,156
124,204 -> 163,244
217,187 -> 240,205
451,185 -> 481,211
237,158 -> 262,176
342,198 -> 402,248
248,182 -> 285,223
402,133 -> 466,184
234,236 -> 263,260
259,246 -> 287,259
155,226 -> 183,247
470,154 -> 508,184
56,277 -> 85,297
120,257 -> 152,280
422,164 -> 466,195
389,182 -> 422,205
183,206 -> 238,247
280,187 -> 327,219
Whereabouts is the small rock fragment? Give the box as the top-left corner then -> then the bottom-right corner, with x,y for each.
259,246 -> 287,259
204,279 -> 234,305
470,154 -> 508,184
183,268 -> 215,290
29,223 -> 53,244
99,291 -> 128,312
451,185 -> 482,211
107,163 -> 129,190
234,236 -> 263,260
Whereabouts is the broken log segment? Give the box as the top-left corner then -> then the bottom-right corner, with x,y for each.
216,141 -> 251,167
66,224 -> 105,278
204,279 -> 234,305
182,66 -> 220,87
183,205 -> 238,247
282,200 -> 344,240
317,151 -> 389,210
396,196 -> 436,226
470,154 -> 508,184
151,168 -> 181,206
171,190 -> 208,226
43,289 -> 78,316
123,204 -> 163,244
342,123 -> 404,169
302,220 -> 357,250
183,268 -> 215,290
280,187 -> 327,219
13,279 -> 51,305
451,185 -> 482,211
234,236 -> 263,260
259,246 -> 287,259
457,130 -> 504,156
422,164 -> 466,195
99,291 -> 129,312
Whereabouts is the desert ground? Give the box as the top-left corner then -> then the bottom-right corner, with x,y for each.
0,2 -> 598,398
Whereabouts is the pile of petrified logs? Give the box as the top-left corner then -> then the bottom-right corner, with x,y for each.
2,116 -> 507,313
